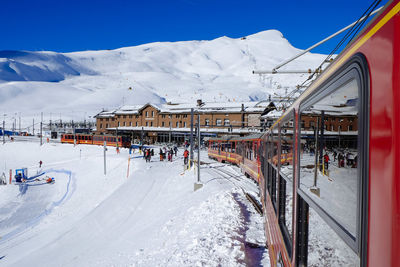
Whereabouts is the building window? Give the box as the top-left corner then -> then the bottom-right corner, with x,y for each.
106,123 -> 109,128
169,115 -> 172,118
183,114 -> 188,118
150,122 -> 153,127
184,122 -> 187,127
100,123 -> 103,129
129,115 -> 132,118
123,115 -> 126,119
123,122 -> 126,126
176,122 -> 179,127
152,111 -> 154,117
118,122 -> 120,127
169,122 -> 171,127
162,114 -> 166,118
146,122 -> 148,126
130,122 -> 132,126
136,115 -> 139,118
136,122 -> 138,126
224,119 -> 230,126
176,114 -> 180,118
205,119 -> 210,126
146,111 -> 148,117
162,122 -> 165,127
216,119 -> 222,126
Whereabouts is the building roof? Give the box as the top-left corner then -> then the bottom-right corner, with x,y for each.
95,101 -> 272,118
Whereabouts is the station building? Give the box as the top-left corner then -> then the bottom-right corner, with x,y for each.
94,100 -> 272,144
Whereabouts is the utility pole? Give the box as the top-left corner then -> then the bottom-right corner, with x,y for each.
103,141 -> 107,175
169,115 -> 172,144
194,113 -> 203,191
141,126 -> 144,145
73,120 -> 76,146
190,108 -> 194,166
40,112 -> 43,146
311,117 -> 320,197
116,126 -> 119,150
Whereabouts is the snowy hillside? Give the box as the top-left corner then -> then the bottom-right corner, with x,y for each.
0,30 -> 326,119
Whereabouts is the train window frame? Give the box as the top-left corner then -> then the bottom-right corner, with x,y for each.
278,109 -> 296,259
296,54 -> 369,255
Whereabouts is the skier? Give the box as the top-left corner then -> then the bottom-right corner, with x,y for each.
183,149 -> 189,165
159,148 -> 164,161
174,146 -> 178,156
39,160 -> 43,168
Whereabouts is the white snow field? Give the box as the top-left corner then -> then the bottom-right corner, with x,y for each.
0,142 -> 269,266
0,30 -> 326,123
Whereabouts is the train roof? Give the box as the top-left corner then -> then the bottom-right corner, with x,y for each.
208,133 -> 264,142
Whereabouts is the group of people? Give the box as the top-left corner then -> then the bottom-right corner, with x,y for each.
143,148 -> 154,162
332,150 -> 357,168
159,146 -> 178,162
131,144 -> 191,166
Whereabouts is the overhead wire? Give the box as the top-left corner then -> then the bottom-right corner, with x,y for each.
279,0 -> 382,107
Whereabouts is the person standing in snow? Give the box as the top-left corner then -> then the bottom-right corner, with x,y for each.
323,153 -> 330,170
39,160 -> 43,168
183,149 -> 189,165
174,146 -> 178,156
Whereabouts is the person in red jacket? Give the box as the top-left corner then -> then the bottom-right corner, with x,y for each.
183,149 -> 189,165
324,153 -> 330,170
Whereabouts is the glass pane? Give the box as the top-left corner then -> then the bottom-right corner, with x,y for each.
299,79 -> 359,237
308,206 -> 359,266
279,118 -> 294,246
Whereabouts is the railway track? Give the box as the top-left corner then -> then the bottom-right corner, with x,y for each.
206,163 -> 263,215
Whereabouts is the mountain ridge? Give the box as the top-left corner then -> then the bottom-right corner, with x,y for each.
0,30 -> 326,119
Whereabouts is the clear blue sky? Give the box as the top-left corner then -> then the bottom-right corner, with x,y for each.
1,0 -> 387,54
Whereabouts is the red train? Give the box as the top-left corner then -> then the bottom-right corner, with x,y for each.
61,134 -> 131,148
209,1 -> 400,266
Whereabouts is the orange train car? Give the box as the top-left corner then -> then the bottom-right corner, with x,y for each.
61,134 -> 131,148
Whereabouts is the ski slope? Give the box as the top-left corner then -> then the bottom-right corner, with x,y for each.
0,142 -> 268,266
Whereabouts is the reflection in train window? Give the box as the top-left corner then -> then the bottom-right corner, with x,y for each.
279,117 -> 294,257
299,78 -> 359,239
308,206 -> 359,266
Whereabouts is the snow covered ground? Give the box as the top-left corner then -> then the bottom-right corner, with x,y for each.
0,141 -> 269,266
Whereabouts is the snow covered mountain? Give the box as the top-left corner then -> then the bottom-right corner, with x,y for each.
0,30 -> 326,120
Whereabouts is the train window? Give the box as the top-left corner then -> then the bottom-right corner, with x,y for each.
266,131 -> 278,208
298,58 -> 368,255
308,206 -> 359,266
278,115 -> 295,258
